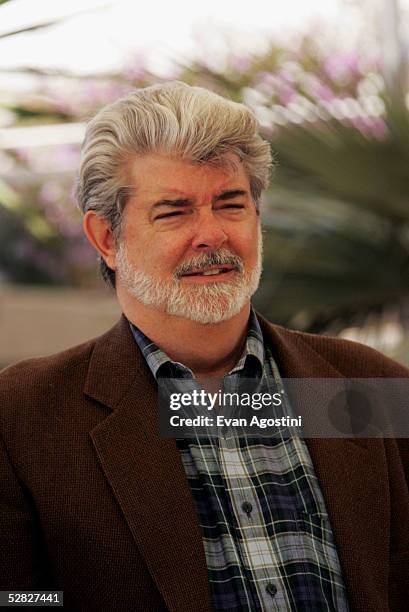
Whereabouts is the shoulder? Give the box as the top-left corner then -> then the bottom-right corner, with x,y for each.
261,316 -> 409,377
296,328 -> 407,374
303,329 -> 408,376
0,336 -> 96,379
0,336 -> 97,413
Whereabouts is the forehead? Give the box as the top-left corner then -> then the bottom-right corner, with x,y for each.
125,153 -> 250,201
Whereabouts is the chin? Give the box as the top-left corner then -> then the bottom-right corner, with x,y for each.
165,292 -> 250,325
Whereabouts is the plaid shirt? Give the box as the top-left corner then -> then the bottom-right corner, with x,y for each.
129,310 -> 349,611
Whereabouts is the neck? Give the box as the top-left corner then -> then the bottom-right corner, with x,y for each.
117,288 -> 251,378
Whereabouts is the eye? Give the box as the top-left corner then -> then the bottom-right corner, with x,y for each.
218,204 -> 245,210
154,211 -> 185,220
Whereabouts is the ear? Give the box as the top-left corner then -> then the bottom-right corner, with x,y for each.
83,211 -> 117,271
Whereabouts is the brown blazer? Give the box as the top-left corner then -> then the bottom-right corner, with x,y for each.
0,314 -> 408,611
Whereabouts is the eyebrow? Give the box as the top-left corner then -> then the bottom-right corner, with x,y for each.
151,198 -> 192,210
151,189 -> 249,210
215,189 -> 248,201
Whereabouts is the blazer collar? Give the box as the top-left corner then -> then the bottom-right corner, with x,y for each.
85,313 -> 389,612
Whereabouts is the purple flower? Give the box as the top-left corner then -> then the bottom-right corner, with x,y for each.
323,52 -> 361,84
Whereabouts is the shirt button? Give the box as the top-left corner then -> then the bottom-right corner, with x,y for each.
241,501 -> 253,516
266,583 -> 277,597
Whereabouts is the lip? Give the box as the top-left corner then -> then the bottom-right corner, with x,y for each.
179,265 -> 237,282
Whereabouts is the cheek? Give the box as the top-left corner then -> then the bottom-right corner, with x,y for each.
230,225 -> 259,257
139,235 -> 192,273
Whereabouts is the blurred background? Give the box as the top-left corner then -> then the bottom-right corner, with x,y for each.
1,0 -> 409,366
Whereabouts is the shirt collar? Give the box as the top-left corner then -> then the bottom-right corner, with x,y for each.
128,307 -> 265,381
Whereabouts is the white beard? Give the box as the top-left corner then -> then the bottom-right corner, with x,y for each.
116,225 -> 263,324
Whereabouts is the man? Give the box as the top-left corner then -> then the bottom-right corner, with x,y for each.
0,82 -> 408,612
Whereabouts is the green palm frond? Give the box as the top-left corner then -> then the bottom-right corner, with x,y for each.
252,112 -> 409,330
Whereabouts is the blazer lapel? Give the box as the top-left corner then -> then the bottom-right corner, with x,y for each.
84,317 -> 212,612
257,314 -> 390,610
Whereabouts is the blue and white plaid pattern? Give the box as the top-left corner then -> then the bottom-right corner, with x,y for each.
130,310 -> 349,611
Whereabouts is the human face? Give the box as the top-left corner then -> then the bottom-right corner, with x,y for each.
115,153 -> 262,324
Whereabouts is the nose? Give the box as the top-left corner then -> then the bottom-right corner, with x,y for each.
190,210 -> 228,252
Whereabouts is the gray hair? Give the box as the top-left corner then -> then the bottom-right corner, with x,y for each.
76,81 -> 273,287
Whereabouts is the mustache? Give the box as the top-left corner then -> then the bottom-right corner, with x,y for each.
174,249 -> 244,277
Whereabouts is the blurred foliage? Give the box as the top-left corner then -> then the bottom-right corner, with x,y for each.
0,2 -> 112,39
1,1 -> 409,339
